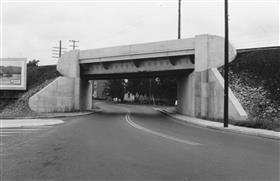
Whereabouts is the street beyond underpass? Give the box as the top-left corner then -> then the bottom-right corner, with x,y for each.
1,102 -> 279,180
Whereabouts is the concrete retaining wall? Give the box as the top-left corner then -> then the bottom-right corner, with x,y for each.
29,76 -> 92,112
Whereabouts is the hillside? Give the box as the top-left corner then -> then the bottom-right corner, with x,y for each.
220,48 -> 280,131
0,65 -> 60,117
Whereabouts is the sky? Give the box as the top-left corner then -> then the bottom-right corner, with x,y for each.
1,0 -> 279,65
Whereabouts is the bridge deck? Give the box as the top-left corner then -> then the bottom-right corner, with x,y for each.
79,38 -> 195,64
79,38 -> 196,79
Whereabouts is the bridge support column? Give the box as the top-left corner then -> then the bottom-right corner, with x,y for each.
80,78 -> 92,110
29,50 -> 92,112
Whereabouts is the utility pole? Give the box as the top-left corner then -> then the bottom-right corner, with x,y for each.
59,40 -> 61,57
52,40 -> 66,59
224,0 -> 229,127
149,79 -> 155,105
178,0 -> 181,39
69,40 -> 79,50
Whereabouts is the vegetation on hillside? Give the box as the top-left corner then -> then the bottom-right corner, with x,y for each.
220,48 -> 280,131
0,60 -> 60,116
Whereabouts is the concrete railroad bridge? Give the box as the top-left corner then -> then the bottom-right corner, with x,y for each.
29,34 -> 247,121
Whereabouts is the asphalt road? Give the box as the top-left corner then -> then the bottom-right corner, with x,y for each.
1,102 -> 279,180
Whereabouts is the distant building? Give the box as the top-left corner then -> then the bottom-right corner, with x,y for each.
123,92 -> 135,102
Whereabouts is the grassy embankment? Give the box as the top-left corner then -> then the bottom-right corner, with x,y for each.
220,48 -> 280,131
0,65 -> 60,117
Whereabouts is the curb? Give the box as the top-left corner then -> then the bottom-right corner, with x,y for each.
157,109 -> 280,141
0,108 -> 102,120
0,119 -> 65,128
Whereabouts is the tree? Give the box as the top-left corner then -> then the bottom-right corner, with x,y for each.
153,77 -> 177,104
27,60 -> 40,88
103,76 -> 178,105
126,78 -> 150,96
27,59 -> 39,67
126,77 -> 177,105
105,79 -> 126,101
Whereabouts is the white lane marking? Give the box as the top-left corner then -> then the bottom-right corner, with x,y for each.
0,119 -> 63,128
0,135 -> 11,137
0,128 -> 46,131
124,109 -> 202,146
0,132 -> 40,134
0,127 -> 49,134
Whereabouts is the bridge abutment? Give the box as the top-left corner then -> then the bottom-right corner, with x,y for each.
29,51 -> 92,112
176,35 -> 247,121
177,69 -> 247,122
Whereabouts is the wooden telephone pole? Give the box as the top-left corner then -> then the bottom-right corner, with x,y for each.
224,0 -> 229,127
178,0 -> 181,39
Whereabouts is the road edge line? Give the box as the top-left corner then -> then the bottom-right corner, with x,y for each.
156,109 -> 280,141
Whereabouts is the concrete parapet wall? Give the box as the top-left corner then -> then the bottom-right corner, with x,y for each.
29,76 -> 92,112
79,38 -> 195,64
194,35 -> 236,72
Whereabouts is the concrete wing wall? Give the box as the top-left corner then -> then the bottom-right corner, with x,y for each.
208,68 -> 247,121
29,76 -> 81,112
177,68 -> 248,122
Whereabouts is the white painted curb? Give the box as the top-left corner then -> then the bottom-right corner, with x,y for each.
0,119 -> 64,128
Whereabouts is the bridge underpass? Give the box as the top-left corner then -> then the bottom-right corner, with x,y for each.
29,34 -> 247,122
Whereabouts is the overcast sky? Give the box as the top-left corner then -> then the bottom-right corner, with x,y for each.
1,0 -> 279,65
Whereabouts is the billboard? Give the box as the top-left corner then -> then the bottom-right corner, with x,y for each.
0,58 -> 27,90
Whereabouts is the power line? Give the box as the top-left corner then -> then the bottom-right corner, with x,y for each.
69,40 -> 79,50
52,40 -> 67,59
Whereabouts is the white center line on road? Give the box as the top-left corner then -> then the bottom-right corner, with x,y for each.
123,108 -> 203,146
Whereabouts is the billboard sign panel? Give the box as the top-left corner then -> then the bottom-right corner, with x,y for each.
0,58 -> 27,90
